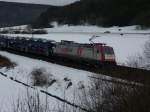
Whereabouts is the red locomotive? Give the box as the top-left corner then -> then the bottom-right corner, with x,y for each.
53,40 -> 116,65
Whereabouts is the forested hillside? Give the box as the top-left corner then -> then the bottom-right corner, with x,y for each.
0,1 -> 49,27
32,0 -> 150,28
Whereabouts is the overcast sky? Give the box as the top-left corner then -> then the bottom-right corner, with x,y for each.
0,0 -> 79,6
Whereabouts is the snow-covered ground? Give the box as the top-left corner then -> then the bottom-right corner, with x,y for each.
0,72 -> 75,112
0,51 -> 108,112
0,25 -> 150,111
45,25 -> 150,33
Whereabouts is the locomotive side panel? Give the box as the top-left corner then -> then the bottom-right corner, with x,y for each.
53,43 -> 104,63
77,47 -> 96,60
53,44 -> 78,57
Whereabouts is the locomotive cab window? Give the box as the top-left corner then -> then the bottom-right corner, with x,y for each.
104,47 -> 114,54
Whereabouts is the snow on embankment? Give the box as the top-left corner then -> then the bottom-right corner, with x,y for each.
0,76 -> 25,112
0,50 -> 121,111
0,24 -> 149,110
0,51 -> 106,109
0,74 -> 70,112
0,51 -> 102,100
0,25 -> 149,111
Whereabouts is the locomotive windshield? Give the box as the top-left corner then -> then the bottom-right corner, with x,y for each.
104,47 -> 114,55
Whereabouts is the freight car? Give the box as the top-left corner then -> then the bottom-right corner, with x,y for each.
0,35 -> 55,56
0,35 -> 116,65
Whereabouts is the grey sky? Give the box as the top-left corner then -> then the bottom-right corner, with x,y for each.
0,0 -> 79,6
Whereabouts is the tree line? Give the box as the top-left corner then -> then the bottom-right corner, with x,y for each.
32,0 -> 150,28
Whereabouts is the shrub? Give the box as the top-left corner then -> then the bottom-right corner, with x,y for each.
103,84 -> 150,112
0,30 -> 9,34
0,55 -> 16,69
30,68 -> 56,87
32,29 -> 47,34
126,39 -> 150,70
79,78 -> 150,112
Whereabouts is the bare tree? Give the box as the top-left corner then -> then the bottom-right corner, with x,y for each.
11,87 -> 82,112
143,40 -> 150,69
126,39 -> 150,70
78,79 -> 109,112
12,88 -> 51,112
103,84 -> 150,112
78,76 -> 150,112
126,54 -> 144,68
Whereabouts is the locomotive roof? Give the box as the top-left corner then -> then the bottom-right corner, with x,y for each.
60,40 -> 106,47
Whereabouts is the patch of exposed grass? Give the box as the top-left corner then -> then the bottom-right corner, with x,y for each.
0,55 -> 16,69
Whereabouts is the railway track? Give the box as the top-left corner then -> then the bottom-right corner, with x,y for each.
0,48 -> 150,85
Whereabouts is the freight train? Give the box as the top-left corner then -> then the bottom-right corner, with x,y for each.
0,35 -> 116,65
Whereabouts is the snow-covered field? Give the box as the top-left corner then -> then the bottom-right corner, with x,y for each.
0,51 -> 108,112
46,25 -> 150,33
0,25 -> 150,111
